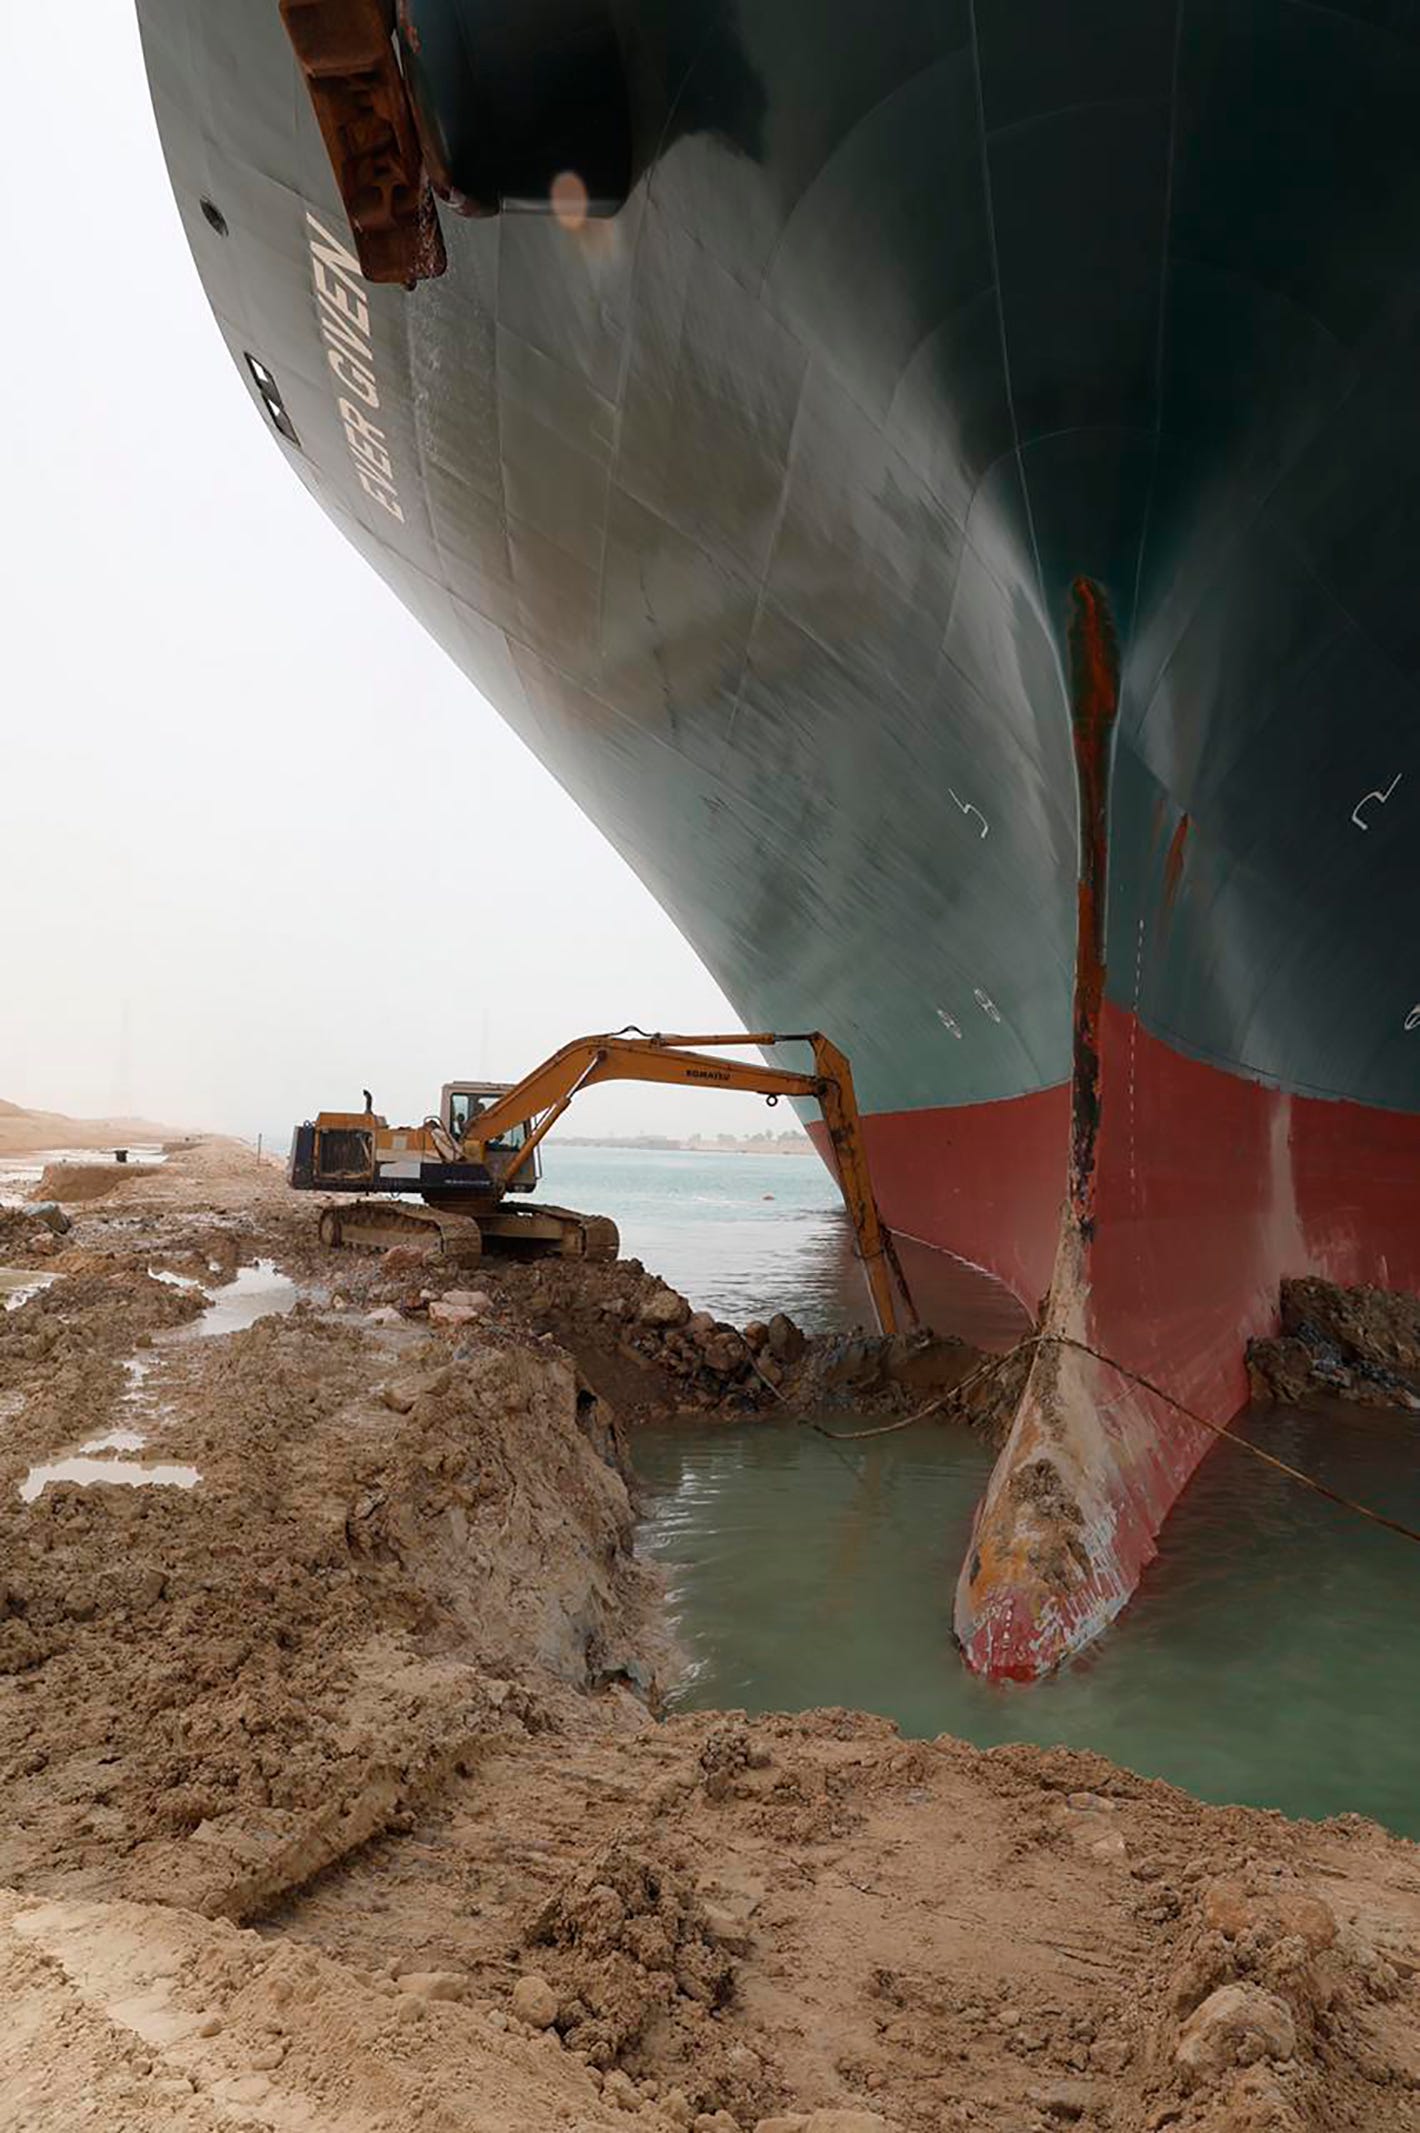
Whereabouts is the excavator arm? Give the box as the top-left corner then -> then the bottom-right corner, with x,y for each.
463,1031 -> 914,1338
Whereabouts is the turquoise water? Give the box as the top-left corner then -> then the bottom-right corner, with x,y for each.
548,1148 -> 1420,1835
536,1143 -> 1028,1344
635,1406 -> 1420,1836
539,1143 -> 864,1325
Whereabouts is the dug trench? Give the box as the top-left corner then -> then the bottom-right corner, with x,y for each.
1,1145 -> 1419,2132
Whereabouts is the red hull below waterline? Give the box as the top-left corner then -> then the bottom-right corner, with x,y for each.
822,1005 -> 1420,1681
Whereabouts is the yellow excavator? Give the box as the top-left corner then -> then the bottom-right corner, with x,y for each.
288,1029 -> 913,1336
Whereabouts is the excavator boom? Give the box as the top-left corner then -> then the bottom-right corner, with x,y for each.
462,1031 -> 912,1338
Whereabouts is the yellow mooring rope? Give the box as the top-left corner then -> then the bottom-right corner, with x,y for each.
810,1330 -> 1420,1549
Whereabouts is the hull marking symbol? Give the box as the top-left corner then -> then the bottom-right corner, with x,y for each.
948,788 -> 989,839
1352,773 -> 1402,830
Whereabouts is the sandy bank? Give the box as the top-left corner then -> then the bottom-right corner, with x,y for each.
1,1145 -> 1418,2132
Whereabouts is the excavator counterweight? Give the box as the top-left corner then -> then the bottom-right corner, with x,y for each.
290,1031 -> 913,1334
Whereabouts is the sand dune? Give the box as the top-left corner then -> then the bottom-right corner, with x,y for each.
0,1099 -> 185,1155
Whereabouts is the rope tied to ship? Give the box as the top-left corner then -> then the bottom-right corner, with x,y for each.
810,1331 -> 1420,1550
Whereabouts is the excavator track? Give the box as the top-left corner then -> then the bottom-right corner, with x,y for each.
317,1202 -> 482,1261
448,1202 -> 620,1260
578,1214 -> 619,1262
316,1200 -> 618,1262
538,1207 -> 620,1262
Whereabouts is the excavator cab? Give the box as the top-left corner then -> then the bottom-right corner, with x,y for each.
442,1082 -> 539,1194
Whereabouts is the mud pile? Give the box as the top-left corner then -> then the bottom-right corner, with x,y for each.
1247,1277 -> 1420,1409
2,1141 -> 1419,2131
30,1160 -> 164,1203
1156,1863 -> 1417,2129
0,1305 -> 659,1921
348,1250 -> 1015,1437
0,1202 -> 69,1261
386,1252 -> 809,1421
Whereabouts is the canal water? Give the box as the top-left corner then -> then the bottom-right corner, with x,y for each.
539,1142 -> 863,1327
636,1405 -> 1420,1839
530,1147 -> 1420,1839
537,1143 -> 1028,1345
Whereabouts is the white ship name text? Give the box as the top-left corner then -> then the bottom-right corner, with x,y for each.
306,212 -> 406,524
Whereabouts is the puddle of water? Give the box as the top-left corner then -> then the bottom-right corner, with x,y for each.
20,1456 -> 199,1505
636,1402 -> 1420,1839
121,1356 -> 156,1401
181,1258 -> 296,1339
15,1258 -> 294,1507
78,1429 -> 147,1454
149,1266 -> 207,1293
0,1268 -> 56,1312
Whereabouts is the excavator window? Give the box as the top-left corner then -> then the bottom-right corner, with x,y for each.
448,1092 -> 481,1139
449,1091 -> 527,1152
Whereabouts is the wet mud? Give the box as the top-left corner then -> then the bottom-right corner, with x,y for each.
1,1139 -> 1419,2131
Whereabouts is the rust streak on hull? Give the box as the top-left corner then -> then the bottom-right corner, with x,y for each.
1065,577 -> 1122,1242
953,579 -> 1132,1682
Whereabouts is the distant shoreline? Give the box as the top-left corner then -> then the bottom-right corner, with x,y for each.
0,1099 -> 185,1159
551,1137 -> 813,1157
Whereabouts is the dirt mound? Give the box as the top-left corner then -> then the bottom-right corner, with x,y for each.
338,1249 -> 1006,1439
0,1204 -> 69,1261
0,1887 -> 625,2132
0,1260 -> 207,1483
0,1273 -> 662,1922
8,1138 -> 284,1220
429,1257 -> 800,1422
524,1837 -> 751,2107
1248,1276 -> 1420,1408
30,1160 -> 160,1204
1156,1865 -> 1420,2128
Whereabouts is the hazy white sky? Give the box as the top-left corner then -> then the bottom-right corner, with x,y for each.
1,9 -> 790,1145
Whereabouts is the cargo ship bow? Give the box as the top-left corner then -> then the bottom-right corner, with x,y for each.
137,0 -> 1420,1675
